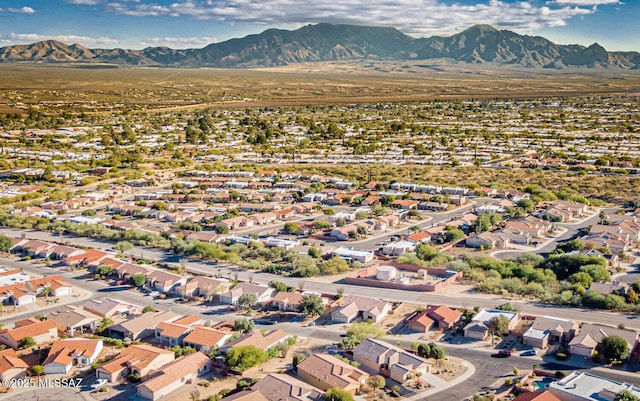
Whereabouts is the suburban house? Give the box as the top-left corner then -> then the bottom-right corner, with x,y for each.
0,283 -> 35,306
84,298 -> 140,318
588,281 -> 629,297
271,291 -> 305,312
353,338 -> 431,383
406,305 -> 463,333
108,310 -> 178,340
297,353 -> 369,395
0,349 -> 29,380
472,309 -> 519,331
46,305 -> 102,336
136,352 -> 212,401
569,323 -> 638,358
218,283 -> 275,306
26,275 -> 72,297
154,315 -> 201,347
173,276 -> 230,300
252,373 -> 324,401
219,329 -> 290,353
463,322 -> 490,340
96,344 -> 175,383
544,200 -> 589,222
549,371 -> 640,401
522,316 -> 579,349
465,231 -> 511,249
331,295 -> 391,323
512,391 -> 561,401
63,249 -> 113,267
182,326 -> 233,351
43,338 -> 103,374
0,318 -> 58,349
332,247 -> 375,264
144,270 -> 187,293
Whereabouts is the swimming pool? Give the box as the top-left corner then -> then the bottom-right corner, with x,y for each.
533,377 -> 555,390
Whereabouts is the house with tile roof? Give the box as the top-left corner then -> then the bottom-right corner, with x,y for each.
47,305 -> 101,336
353,338 -> 431,383
522,316 -> 579,349
26,275 -> 72,297
136,352 -> 212,401
0,349 -> 29,380
0,282 -> 35,306
221,390 -> 270,401
406,305 -> 463,333
84,297 -> 140,318
568,323 -> 638,358
108,310 -> 178,341
219,329 -> 290,353
512,390 -> 561,401
0,318 -> 58,349
43,338 -> 103,374
96,344 -> 175,383
297,353 -> 369,395
182,326 -> 232,351
173,276 -> 230,300
153,316 -> 200,347
331,295 -> 391,324
62,249 -> 113,267
218,283 -> 275,306
252,373 -> 324,401
271,291 -> 305,312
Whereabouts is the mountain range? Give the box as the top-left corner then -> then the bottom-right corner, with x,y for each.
0,23 -> 639,69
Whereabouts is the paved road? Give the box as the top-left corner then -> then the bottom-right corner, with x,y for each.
3,227 -> 640,332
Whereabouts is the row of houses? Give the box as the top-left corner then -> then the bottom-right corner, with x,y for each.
224,337 -> 432,401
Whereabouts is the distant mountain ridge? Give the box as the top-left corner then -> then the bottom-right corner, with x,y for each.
0,23 -> 638,69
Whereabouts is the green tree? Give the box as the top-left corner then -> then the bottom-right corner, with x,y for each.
487,315 -> 510,337
269,281 -> 290,293
142,306 -> 156,313
237,293 -> 258,309
367,375 -> 386,395
297,294 -> 325,316
308,246 -> 322,259
225,345 -> 267,371
282,222 -> 299,234
19,337 -> 36,349
232,318 -> 254,334
114,240 -> 134,253
443,226 -> 465,243
96,265 -> 113,276
318,257 -> 350,275
0,234 -> 13,253
614,390 -> 640,401
292,353 -> 307,371
292,255 -> 319,277
601,335 -> 630,362
130,273 -> 146,287
342,322 -> 385,348
325,387 -> 355,401
31,365 -> 44,376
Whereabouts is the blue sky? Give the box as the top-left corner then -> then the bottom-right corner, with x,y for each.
0,0 -> 637,51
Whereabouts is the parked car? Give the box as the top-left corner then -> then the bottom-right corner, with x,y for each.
497,349 -> 512,358
91,378 -> 108,389
147,291 -> 160,297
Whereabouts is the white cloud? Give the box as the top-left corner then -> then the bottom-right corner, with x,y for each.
139,36 -> 220,48
0,33 -> 120,47
0,6 -> 36,14
64,0 -> 102,4
92,0 -> 606,37
547,1 -> 621,5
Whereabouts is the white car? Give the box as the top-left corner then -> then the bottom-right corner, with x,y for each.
91,378 -> 108,389
532,347 -> 541,355
147,291 -> 160,297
